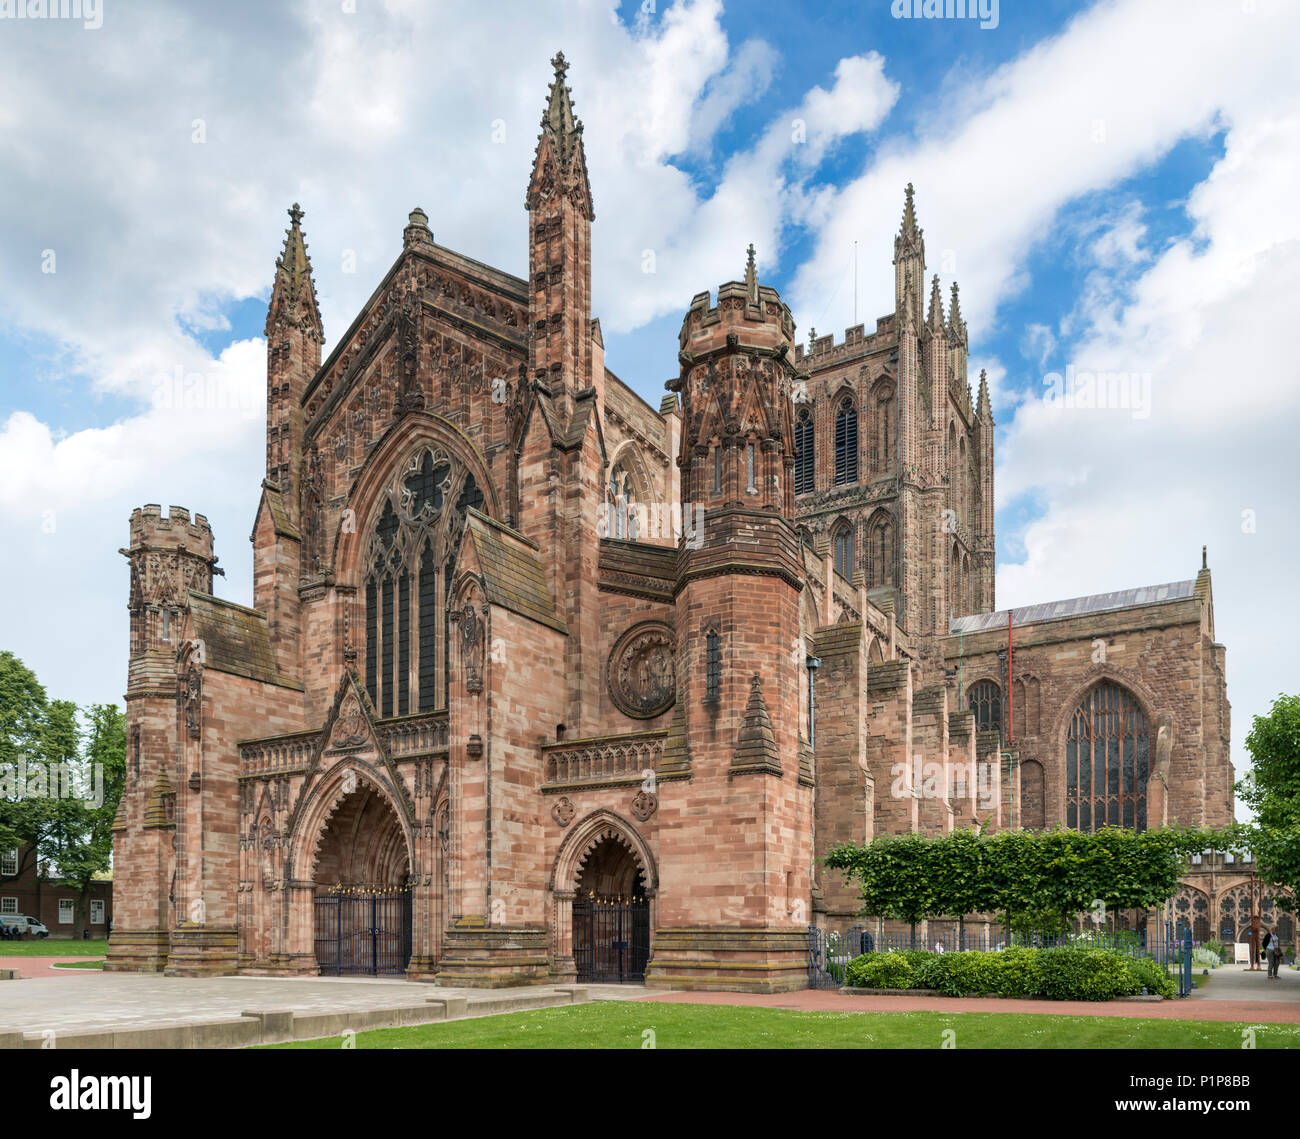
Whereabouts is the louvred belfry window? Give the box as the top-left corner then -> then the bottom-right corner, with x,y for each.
834,398 -> 858,485
794,409 -> 813,494
363,447 -> 484,716
1066,683 -> 1148,832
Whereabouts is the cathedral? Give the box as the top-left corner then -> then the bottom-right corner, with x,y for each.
106,55 -> 1238,991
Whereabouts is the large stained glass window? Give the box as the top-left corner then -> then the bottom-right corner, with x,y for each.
1066,683 -> 1147,831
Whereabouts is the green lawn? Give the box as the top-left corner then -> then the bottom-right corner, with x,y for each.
263,1000 -> 1299,1049
0,939 -> 110,956
50,958 -> 104,969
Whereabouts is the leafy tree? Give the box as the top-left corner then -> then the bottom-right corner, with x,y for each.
46,704 -> 125,937
0,653 -> 126,936
0,650 -> 50,874
1235,693 -> 1300,911
826,823 -> 1233,940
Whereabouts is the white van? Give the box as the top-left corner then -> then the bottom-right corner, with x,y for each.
0,914 -> 49,938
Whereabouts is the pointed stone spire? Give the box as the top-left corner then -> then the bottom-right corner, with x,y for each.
1202,544 -> 1208,571
948,281 -> 965,334
530,51 -> 594,218
266,202 -> 322,337
900,182 -> 920,243
927,274 -> 945,332
745,242 -> 758,303
976,368 -> 993,422
731,674 -> 783,777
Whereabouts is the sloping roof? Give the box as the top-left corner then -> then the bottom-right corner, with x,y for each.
949,579 -> 1198,634
188,592 -> 301,688
465,511 -> 567,634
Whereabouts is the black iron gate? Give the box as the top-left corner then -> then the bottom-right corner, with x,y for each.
314,890 -> 413,976
573,899 -> 650,983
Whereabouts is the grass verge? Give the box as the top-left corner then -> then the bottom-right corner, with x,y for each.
261,1000 -> 1297,1050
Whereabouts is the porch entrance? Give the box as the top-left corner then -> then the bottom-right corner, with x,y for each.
572,836 -> 650,983
311,780 -> 412,976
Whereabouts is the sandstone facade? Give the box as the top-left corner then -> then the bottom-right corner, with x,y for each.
107,55 -> 1236,988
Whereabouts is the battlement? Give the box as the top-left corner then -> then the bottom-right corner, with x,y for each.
129,504 -> 214,554
678,280 -> 795,352
793,314 -> 897,367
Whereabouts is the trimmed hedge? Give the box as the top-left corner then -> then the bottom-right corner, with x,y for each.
844,952 -> 914,990
843,946 -> 1174,1001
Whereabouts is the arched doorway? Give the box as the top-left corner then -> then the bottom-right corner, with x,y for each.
312,782 -> 413,976
572,836 -> 650,983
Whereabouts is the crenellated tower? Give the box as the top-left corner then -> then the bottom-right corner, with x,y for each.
108,505 -> 221,972
647,254 -> 812,992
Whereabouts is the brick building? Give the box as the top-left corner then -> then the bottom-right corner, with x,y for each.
106,55 -> 1237,989
1,843 -> 113,937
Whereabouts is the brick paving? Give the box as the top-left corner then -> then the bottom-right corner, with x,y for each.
0,956 -> 104,979
629,985 -> 1300,1023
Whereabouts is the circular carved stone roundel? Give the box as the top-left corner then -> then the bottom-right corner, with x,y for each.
607,621 -> 676,720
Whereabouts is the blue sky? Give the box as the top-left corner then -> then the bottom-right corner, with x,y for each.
0,0 -> 1296,805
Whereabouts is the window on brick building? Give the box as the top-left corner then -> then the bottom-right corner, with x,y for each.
1067,682 -> 1148,831
705,630 -> 721,704
91,900 -> 105,925
0,897 -> 16,914
834,398 -> 858,485
58,899 -> 74,924
794,409 -> 814,494
968,680 -> 1001,735
0,849 -> 16,876
746,442 -> 756,493
364,448 -> 483,717
713,445 -> 722,495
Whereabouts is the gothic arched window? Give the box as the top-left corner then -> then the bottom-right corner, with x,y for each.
794,409 -> 814,495
609,460 -> 638,540
866,511 -> 894,589
1066,682 -> 1148,832
968,679 -> 1001,734
363,447 -> 484,717
834,397 -> 858,485
832,523 -> 854,580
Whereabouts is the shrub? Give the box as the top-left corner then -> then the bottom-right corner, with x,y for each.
1036,947 -> 1132,1001
1192,946 -> 1221,969
985,946 -> 1041,998
912,951 -> 996,996
845,951 -> 914,990
1125,956 -> 1176,999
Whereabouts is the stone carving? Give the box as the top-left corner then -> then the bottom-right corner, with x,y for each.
183,665 -> 202,739
607,622 -> 676,720
461,602 -> 484,693
631,791 -> 657,822
551,796 -> 576,827
331,692 -> 368,748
